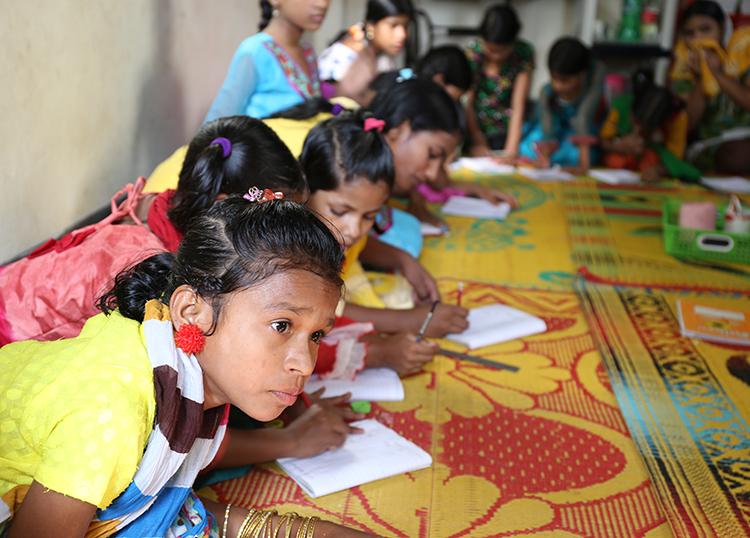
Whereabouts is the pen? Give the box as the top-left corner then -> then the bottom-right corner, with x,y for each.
439,348 -> 519,372
457,281 -> 464,307
416,300 -> 439,343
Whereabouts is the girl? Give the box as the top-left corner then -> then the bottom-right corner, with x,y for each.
416,45 -> 473,102
0,197 -> 378,538
670,0 -> 750,175
599,74 -> 701,183
301,111 -> 445,376
519,37 -> 608,174
318,0 -> 413,85
0,116 -> 306,345
204,0 -> 330,122
465,3 -> 534,164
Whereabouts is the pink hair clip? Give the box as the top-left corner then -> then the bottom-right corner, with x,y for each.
364,118 -> 385,133
243,187 -> 283,203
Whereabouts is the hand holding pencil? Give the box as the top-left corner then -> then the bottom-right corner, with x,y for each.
409,301 -> 468,339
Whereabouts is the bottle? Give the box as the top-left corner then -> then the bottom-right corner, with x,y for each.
619,0 -> 644,42
641,0 -> 661,43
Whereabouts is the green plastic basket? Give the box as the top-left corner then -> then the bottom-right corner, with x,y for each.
662,200 -> 750,264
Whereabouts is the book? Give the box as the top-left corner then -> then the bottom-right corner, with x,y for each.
589,168 -> 642,185
449,157 -> 516,175
304,368 -> 405,402
517,166 -> 575,182
446,303 -> 547,350
420,221 -> 447,236
276,419 -> 433,498
676,300 -> 750,346
440,196 -> 511,220
701,176 -> 750,194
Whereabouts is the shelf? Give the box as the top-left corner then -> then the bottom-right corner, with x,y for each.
591,41 -> 670,58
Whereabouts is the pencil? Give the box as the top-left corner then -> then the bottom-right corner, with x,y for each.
457,281 -> 464,307
300,392 -> 312,408
416,300 -> 440,343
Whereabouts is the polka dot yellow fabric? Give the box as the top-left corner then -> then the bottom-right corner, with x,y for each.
0,311 -> 156,509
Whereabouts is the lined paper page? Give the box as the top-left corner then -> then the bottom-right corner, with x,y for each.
304,368 -> 404,402
447,304 -> 547,350
277,419 -> 432,498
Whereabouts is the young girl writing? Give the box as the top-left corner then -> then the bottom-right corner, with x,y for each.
204,0 -> 330,122
318,0 -> 413,85
0,116 -> 306,345
0,197 -> 378,538
670,0 -> 750,174
599,74 -> 700,183
519,37 -> 608,174
465,3 -> 534,163
301,111 -> 444,376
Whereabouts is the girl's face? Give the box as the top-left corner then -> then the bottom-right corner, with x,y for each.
306,178 -> 390,250
195,270 -> 339,421
550,71 -> 586,101
368,14 -> 411,57
277,0 -> 330,32
683,14 -> 723,48
385,121 -> 460,196
481,38 -> 514,65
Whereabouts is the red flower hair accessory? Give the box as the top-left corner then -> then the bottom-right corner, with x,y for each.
243,187 -> 284,203
175,323 -> 206,355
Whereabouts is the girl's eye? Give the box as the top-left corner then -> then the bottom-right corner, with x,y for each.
311,331 -> 326,344
331,208 -> 346,217
272,321 -> 290,334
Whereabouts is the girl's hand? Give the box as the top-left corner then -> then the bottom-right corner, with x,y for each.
563,165 -> 589,177
412,303 -> 469,338
619,132 -> 645,154
703,48 -> 724,77
305,388 -> 366,422
363,332 -> 439,374
469,144 -> 493,157
687,50 -> 702,77
284,404 -> 362,459
492,151 -> 517,165
466,184 -> 519,209
398,255 -> 440,305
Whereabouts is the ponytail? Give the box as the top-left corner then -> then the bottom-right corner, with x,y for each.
98,253 -> 175,322
267,98 -> 335,120
259,0 -> 273,30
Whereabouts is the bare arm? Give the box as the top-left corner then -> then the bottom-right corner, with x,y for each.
465,90 -> 492,156
8,481 -> 98,538
503,71 -> 531,160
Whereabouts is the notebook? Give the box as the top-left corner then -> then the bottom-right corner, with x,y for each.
449,157 -> 516,175
440,196 -> 511,220
676,300 -> 750,346
276,419 -> 433,498
420,221 -> 447,236
517,166 -> 575,182
588,168 -> 642,185
446,304 -> 547,350
304,368 -> 405,402
701,176 -> 750,194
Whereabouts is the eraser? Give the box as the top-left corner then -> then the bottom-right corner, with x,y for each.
350,401 -> 371,414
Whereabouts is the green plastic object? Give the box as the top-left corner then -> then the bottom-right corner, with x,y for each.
662,200 -> 750,264
350,401 -> 371,414
619,0 -> 643,42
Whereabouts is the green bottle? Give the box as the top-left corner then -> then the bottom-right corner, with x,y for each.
619,0 -> 643,42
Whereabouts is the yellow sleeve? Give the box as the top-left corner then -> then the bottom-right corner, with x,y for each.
599,108 -> 620,140
663,110 -> 688,159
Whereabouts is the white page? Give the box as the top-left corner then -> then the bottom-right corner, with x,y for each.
517,166 -> 575,182
701,176 -> 750,194
420,221 -> 445,236
447,304 -> 547,350
450,157 -> 516,175
276,419 -> 432,498
589,168 -> 641,185
304,368 -> 404,402
440,196 -> 511,220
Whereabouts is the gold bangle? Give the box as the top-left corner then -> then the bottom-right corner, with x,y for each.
237,509 -> 259,538
306,516 -> 319,538
223,504 -> 232,538
276,512 -> 300,538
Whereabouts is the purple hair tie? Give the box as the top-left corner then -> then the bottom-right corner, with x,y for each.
331,103 -> 345,116
211,137 -> 232,158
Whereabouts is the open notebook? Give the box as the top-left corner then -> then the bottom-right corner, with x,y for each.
447,303 -> 547,350
304,368 -> 404,402
517,166 -> 575,182
588,168 -> 641,185
276,419 -> 433,498
440,196 -> 511,220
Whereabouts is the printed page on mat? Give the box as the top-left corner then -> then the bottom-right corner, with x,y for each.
421,171 -> 576,291
304,368 -> 405,401
201,281 -> 673,538
577,279 -> 750,538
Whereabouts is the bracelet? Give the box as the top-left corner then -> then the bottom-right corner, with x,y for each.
222,504 -> 232,538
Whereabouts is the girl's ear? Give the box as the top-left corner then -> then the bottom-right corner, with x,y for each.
170,284 -> 214,334
432,73 -> 446,86
384,119 -> 411,144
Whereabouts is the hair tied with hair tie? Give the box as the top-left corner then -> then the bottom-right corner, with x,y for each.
396,68 -> 415,83
243,186 -> 284,203
364,118 -> 386,132
331,103 -> 345,116
210,137 -> 232,158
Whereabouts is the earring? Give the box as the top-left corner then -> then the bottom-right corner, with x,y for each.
272,8 -> 279,17
365,29 -> 375,41
175,323 -> 206,355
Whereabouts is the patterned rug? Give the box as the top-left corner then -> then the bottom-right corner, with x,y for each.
200,280 -> 673,538
561,180 -> 750,292
576,277 -> 750,537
